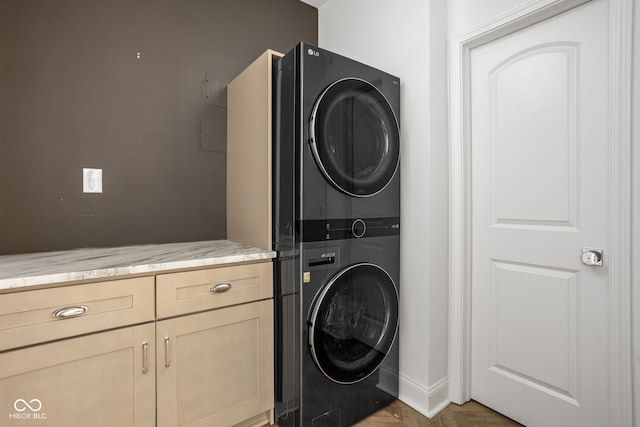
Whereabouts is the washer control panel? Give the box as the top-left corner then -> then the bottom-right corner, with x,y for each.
300,217 -> 400,242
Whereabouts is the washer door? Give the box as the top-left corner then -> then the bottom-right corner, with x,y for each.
309,78 -> 400,197
308,263 -> 399,384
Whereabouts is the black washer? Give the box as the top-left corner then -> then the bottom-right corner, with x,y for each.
308,263 -> 399,384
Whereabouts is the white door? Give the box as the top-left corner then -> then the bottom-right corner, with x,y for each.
470,1 -> 610,426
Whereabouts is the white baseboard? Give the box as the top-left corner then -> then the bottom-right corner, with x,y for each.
398,375 -> 450,418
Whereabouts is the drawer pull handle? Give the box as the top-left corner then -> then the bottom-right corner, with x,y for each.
210,283 -> 232,294
51,306 -> 89,318
141,342 -> 148,374
164,337 -> 171,368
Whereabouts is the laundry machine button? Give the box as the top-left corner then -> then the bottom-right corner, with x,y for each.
351,219 -> 366,238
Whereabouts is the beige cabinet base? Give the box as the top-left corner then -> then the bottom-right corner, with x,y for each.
156,299 -> 274,427
2,256 -> 275,426
0,323 -> 156,427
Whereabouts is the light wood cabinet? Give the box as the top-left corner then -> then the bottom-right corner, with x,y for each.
156,261 -> 275,427
2,258 -> 274,427
157,300 -> 274,427
227,49 -> 283,250
0,323 -> 156,427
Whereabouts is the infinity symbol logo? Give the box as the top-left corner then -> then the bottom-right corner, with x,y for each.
14,399 -> 42,412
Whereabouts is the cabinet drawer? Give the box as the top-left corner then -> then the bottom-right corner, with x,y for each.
0,276 -> 155,351
156,261 -> 272,318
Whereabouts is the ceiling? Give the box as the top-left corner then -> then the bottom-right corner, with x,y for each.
300,0 -> 327,8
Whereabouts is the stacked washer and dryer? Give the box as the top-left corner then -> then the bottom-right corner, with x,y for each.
272,43 -> 401,427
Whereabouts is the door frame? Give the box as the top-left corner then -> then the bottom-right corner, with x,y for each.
448,0 -> 634,425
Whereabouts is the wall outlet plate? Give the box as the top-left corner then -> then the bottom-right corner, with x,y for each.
83,168 -> 103,193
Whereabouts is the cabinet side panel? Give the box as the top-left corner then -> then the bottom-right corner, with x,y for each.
227,50 -> 283,250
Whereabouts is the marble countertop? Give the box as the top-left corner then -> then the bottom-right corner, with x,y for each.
0,240 -> 276,291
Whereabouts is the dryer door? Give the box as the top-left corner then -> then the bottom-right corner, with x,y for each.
309,78 -> 400,197
308,263 -> 399,384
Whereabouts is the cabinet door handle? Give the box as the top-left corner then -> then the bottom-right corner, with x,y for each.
51,305 -> 89,318
209,283 -> 232,293
164,337 -> 171,368
141,342 -> 148,374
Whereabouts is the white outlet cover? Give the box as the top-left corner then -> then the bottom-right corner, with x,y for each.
83,168 -> 103,193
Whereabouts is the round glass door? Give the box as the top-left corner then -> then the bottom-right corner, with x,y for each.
308,263 -> 399,384
309,78 -> 400,197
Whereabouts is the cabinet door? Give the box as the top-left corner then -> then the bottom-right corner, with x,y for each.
0,324 -> 155,426
157,300 -> 274,427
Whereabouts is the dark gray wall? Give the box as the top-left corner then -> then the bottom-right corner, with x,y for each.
0,0 -> 317,255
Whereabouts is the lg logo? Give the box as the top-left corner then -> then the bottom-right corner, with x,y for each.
307,48 -> 320,57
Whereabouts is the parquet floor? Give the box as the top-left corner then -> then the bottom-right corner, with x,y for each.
354,400 -> 523,427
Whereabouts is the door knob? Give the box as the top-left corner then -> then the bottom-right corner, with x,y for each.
581,249 -> 603,266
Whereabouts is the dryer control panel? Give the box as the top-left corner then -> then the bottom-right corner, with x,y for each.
299,217 -> 400,242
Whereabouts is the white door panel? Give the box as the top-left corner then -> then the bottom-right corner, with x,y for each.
470,1 -> 610,425
491,44 -> 578,226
